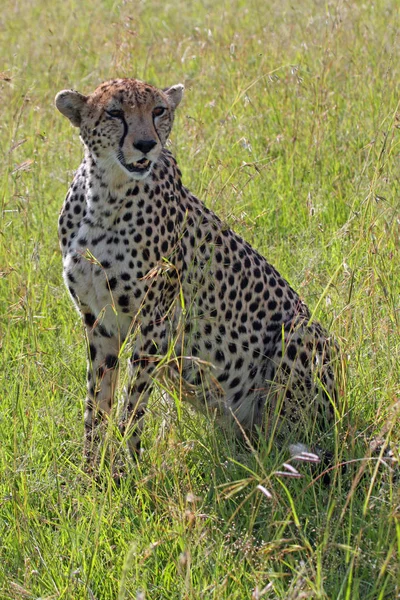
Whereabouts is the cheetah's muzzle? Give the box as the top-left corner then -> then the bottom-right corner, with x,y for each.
119,154 -> 152,174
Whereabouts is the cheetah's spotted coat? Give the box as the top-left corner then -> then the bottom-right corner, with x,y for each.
56,78 -> 337,464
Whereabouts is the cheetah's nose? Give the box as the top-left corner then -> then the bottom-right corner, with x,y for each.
133,139 -> 157,154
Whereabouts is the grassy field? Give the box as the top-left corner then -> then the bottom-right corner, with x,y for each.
1,0 -> 399,598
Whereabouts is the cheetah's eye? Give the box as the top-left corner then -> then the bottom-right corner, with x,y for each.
153,107 -> 166,118
106,109 -> 124,119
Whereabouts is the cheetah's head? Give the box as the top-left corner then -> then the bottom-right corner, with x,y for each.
55,78 -> 184,182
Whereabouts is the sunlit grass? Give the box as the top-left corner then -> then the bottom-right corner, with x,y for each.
0,0 -> 399,598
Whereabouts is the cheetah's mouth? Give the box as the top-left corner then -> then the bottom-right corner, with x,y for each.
118,155 -> 152,174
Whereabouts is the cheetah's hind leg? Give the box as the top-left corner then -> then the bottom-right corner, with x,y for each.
263,318 -> 341,479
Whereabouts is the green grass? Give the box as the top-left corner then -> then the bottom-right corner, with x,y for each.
1,0 -> 399,597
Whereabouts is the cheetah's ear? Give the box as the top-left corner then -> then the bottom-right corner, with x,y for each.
55,89 -> 88,127
164,84 -> 184,110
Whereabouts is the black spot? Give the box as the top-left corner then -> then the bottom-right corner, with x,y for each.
105,355 -> 118,369
92,234 -> 106,246
98,325 -> 112,338
217,371 -> 229,383
118,295 -> 129,307
271,312 -> 282,322
215,349 -> 225,363
84,313 -> 96,327
235,357 -> 244,370
232,390 -> 243,404
300,352 -> 309,367
233,261 -> 241,273
229,377 -> 240,389
107,277 -> 117,291
287,344 -> 297,361
89,344 -> 97,361
249,366 -> 258,379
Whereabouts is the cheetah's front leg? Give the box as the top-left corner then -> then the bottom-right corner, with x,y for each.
81,309 -> 121,466
120,326 -> 167,460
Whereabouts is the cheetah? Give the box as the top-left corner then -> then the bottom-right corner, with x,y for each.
55,78 -> 338,467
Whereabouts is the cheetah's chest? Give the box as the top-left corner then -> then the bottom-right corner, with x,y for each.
62,217 -> 152,320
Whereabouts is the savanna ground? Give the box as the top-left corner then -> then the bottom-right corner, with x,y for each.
0,0 -> 399,598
